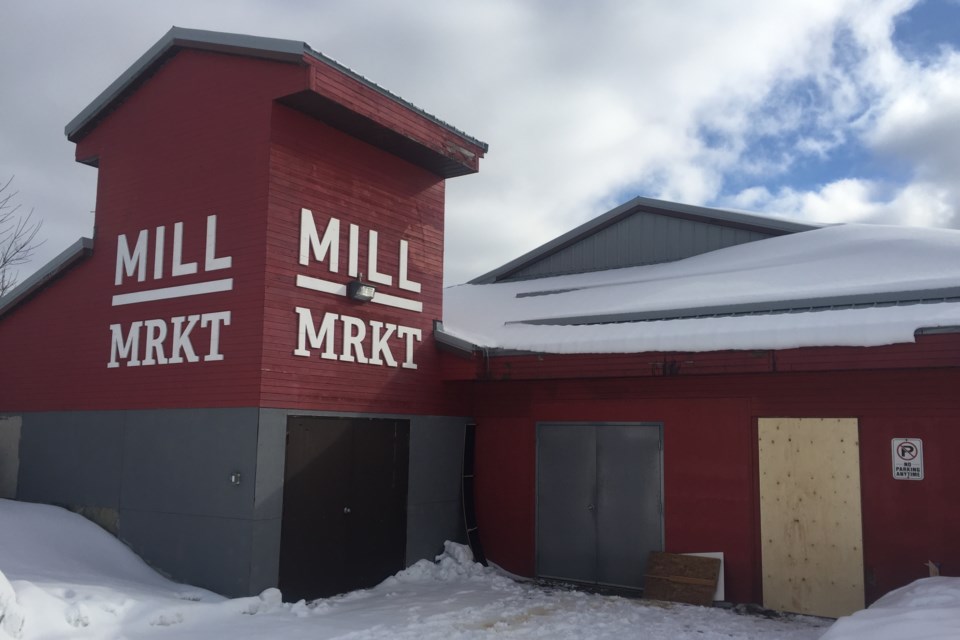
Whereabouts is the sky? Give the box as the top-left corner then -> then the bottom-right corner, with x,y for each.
1,0 -> 959,286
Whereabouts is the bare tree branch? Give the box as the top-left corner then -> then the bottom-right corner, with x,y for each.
0,176 -> 44,297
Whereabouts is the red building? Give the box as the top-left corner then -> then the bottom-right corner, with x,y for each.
0,27 -> 486,600
2,27 -> 959,620
440,198 -> 960,617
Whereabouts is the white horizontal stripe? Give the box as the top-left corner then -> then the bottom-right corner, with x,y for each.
295,274 -> 347,296
296,274 -> 422,312
112,278 -> 234,306
372,291 -> 423,312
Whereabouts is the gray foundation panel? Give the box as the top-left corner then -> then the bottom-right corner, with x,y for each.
15,407 -> 469,598
249,517 -> 283,594
18,411 -> 126,507
120,508 -> 255,596
0,416 -> 21,499
120,408 -> 258,518
17,407 -> 262,597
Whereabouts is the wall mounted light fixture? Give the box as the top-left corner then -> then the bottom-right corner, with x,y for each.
347,278 -> 376,302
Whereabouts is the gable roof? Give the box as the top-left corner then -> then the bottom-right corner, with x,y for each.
65,27 -> 487,178
445,221 -> 960,354
66,27 -> 487,150
470,196 -> 818,284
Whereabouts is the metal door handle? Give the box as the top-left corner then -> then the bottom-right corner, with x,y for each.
343,507 -> 352,514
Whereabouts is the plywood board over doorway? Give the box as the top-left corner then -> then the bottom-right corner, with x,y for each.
758,418 -> 864,618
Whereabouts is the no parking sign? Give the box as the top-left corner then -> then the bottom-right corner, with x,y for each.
891,438 -> 924,480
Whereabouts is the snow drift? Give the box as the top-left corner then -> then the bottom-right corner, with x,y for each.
0,498 -> 834,639
820,577 -> 960,639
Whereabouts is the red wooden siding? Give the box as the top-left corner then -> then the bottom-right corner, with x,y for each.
468,361 -> 960,605
258,104 -> 461,415
441,333 -> 960,382
306,61 -> 486,172
1,43 -> 483,414
0,50 -> 307,410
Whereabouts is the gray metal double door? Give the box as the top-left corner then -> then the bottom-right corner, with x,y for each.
536,423 -> 663,590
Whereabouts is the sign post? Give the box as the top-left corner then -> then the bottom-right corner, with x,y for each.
891,438 -> 924,481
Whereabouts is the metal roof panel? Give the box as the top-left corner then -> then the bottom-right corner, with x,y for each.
469,196 -> 819,284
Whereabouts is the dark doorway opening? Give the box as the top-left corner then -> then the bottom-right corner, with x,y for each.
279,416 -> 409,601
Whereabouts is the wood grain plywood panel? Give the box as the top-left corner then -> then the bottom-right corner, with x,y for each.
758,417 -> 864,618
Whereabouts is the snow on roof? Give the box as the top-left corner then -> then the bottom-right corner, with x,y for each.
443,223 -> 960,354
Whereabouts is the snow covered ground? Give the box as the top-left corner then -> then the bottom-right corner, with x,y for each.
821,577 -> 960,640
0,499 -> 955,639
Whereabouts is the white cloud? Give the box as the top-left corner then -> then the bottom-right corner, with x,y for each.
726,179 -> 955,228
723,0 -> 960,232
1,0 -> 957,287
866,52 -> 960,183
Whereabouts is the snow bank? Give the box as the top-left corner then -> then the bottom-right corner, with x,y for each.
0,499 -> 831,639
0,499 -> 219,639
385,540 -> 507,585
0,569 -> 24,639
0,500 -> 211,596
821,577 -> 960,639
444,224 -> 960,353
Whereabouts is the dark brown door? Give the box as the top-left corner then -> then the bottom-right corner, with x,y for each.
279,416 -> 409,601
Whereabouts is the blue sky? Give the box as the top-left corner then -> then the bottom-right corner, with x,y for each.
893,0 -> 960,61
710,0 -> 959,200
2,0 -> 959,285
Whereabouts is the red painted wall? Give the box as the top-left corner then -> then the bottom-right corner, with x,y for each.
1,45 -> 482,416
468,361 -> 960,605
0,50 -> 304,410
257,104 -> 461,415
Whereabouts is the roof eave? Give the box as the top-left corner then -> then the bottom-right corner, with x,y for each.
0,237 -> 94,318
65,27 -> 490,162
433,320 -> 479,357
65,27 -> 307,143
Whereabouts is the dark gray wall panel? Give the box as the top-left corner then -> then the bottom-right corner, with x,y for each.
0,416 -> 21,499
510,211 -> 772,280
120,509 -> 252,597
250,517 -> 282,594
408,416 -> 465,505
254,409 -> 286,520
18,411 -> 124,508
406,500 -> 464,563
16,407 -> 469,597
406,416 -> 466,565
120,408 -> 259,519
